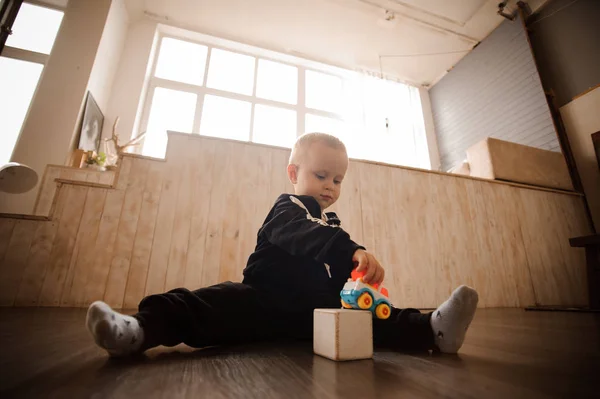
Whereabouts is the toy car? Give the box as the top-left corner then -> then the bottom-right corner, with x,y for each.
340,269 -> 392,319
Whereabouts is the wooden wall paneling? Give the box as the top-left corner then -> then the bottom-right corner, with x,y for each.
85,171 -> 102,184
201,141 -> 234,287
122,161 -> 165,309
38,185 -> 88,306
0,220 -> 37,306
355,163 -> 378,269
144,141 -> 186,296
60,188 -> 108,307
115,156 -> 134,190
62,169 -> 89,182
388,167 -> 437,308
357,163 -> 405,305
268,149 -> 290,207
33,167 -> 62,215
99,171 -> 115,185
468,182 -> 532,307
489,184 -> 536,307
0,218 -> 16,260
184,139 -> 216,290
103,158 -> 150,308
84,188 -> 126,307
223,144 -> 264,283
546,194 -> 591,304
14,220 -> 59,306
517,189 -> 589,306
164,140 -> 194,292
462,180 -> 503,307
218,144 -> 247,283
333,161 -> 364,248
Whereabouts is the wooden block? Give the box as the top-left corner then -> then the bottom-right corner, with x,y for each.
466,138 -> 574,191
313,309 -> 372,361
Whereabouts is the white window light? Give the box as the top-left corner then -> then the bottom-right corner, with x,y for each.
1,2 -> 64,166
139,32 -> 429,169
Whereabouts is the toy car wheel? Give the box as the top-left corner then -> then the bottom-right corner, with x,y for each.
357,292 -> 373,309
375,303 -> 391,319
341,299 -> 352,309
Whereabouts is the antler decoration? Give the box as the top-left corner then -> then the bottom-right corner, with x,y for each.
104,117 -> 147,157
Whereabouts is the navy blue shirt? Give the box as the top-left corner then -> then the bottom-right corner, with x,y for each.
242,194 -> 365,300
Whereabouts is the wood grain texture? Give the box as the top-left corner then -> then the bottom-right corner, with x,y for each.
0,135 -> 592,309
104,158 -> 150,308
123,161 -> 165,308
14,221 -> 59,306
144,140 -> 184,296
517,190 -> 590,306
184,139 -> 217,290
60,188 -> 107,307
37,185 -> 88,307
0,219 -> 17,262
33,165 -> 116,216
0,220 -> 37,306
0,308 -> 598,398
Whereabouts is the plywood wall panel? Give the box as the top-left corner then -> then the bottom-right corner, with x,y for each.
0,135 -> 592,309
14,220 -> 59,306
123,161 -> 165,309
38,185 -> 87,306
388,168 -> 434,308
184,139 -> 217,290
517,190 -> 589,306
0,220 -> 37,306
103,158 -> 150,308
165,143 -> 194,292
84,188 -> 125,306
199,141 -> 234,287
0,219 -> 16,262
34,165 -> 116,216
60,188 -> 107,307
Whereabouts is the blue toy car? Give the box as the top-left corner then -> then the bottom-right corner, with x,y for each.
340,269 -> 392,319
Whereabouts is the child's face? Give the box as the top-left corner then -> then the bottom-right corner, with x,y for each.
288,141 -> 348,211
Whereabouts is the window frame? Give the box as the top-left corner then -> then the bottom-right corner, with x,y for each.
0,0 -> 64,164
1,0 -> 64,64
138,31 -> 350,150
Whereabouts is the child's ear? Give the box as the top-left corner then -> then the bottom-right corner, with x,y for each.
287,164 -> 298,184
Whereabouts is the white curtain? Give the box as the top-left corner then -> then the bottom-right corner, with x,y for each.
334,72 -> 430,169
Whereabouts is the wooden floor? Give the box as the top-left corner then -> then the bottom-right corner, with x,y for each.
0,308 -> 598,398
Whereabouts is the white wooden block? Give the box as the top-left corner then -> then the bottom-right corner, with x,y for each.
313,309 -> 373,361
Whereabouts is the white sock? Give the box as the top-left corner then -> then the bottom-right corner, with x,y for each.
86,301 -> 144,357
430,285 -> 479,353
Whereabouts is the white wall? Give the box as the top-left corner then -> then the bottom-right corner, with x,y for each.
87,0 -> 130,144
1,0 -> 130,215
560,87 -> 600,231
2,0 -> 112,215
101,19 -> 159,144
419,88 -> 441,171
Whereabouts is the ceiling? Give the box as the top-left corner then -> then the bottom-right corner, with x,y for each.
124,0 -> 549,87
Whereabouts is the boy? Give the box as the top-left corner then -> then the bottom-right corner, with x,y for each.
86,133 -> 478,357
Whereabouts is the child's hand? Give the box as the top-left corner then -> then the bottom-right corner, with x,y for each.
352,249 -> 385,285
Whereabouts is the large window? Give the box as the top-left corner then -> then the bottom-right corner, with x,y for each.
139,33 -> 429,168
0,2 -> 63,165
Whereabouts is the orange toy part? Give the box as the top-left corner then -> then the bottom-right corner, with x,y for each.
351,268 -> 380,289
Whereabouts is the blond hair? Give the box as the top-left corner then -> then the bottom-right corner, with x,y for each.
289,132 -> 347,165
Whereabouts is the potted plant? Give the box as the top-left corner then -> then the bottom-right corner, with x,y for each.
85,151 -> 107,171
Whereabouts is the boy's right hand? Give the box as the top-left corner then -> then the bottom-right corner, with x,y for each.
352,249 -> 385,285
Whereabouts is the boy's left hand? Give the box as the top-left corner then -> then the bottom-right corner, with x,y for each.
352,249 -> 385,285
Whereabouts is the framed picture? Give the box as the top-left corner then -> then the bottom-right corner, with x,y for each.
78,91 -> 104,152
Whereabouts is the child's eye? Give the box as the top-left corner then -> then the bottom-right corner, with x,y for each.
315,174 -> 325,180
334,180 -> 341,185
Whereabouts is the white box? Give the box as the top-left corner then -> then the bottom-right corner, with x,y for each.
313,309 -> 373,361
